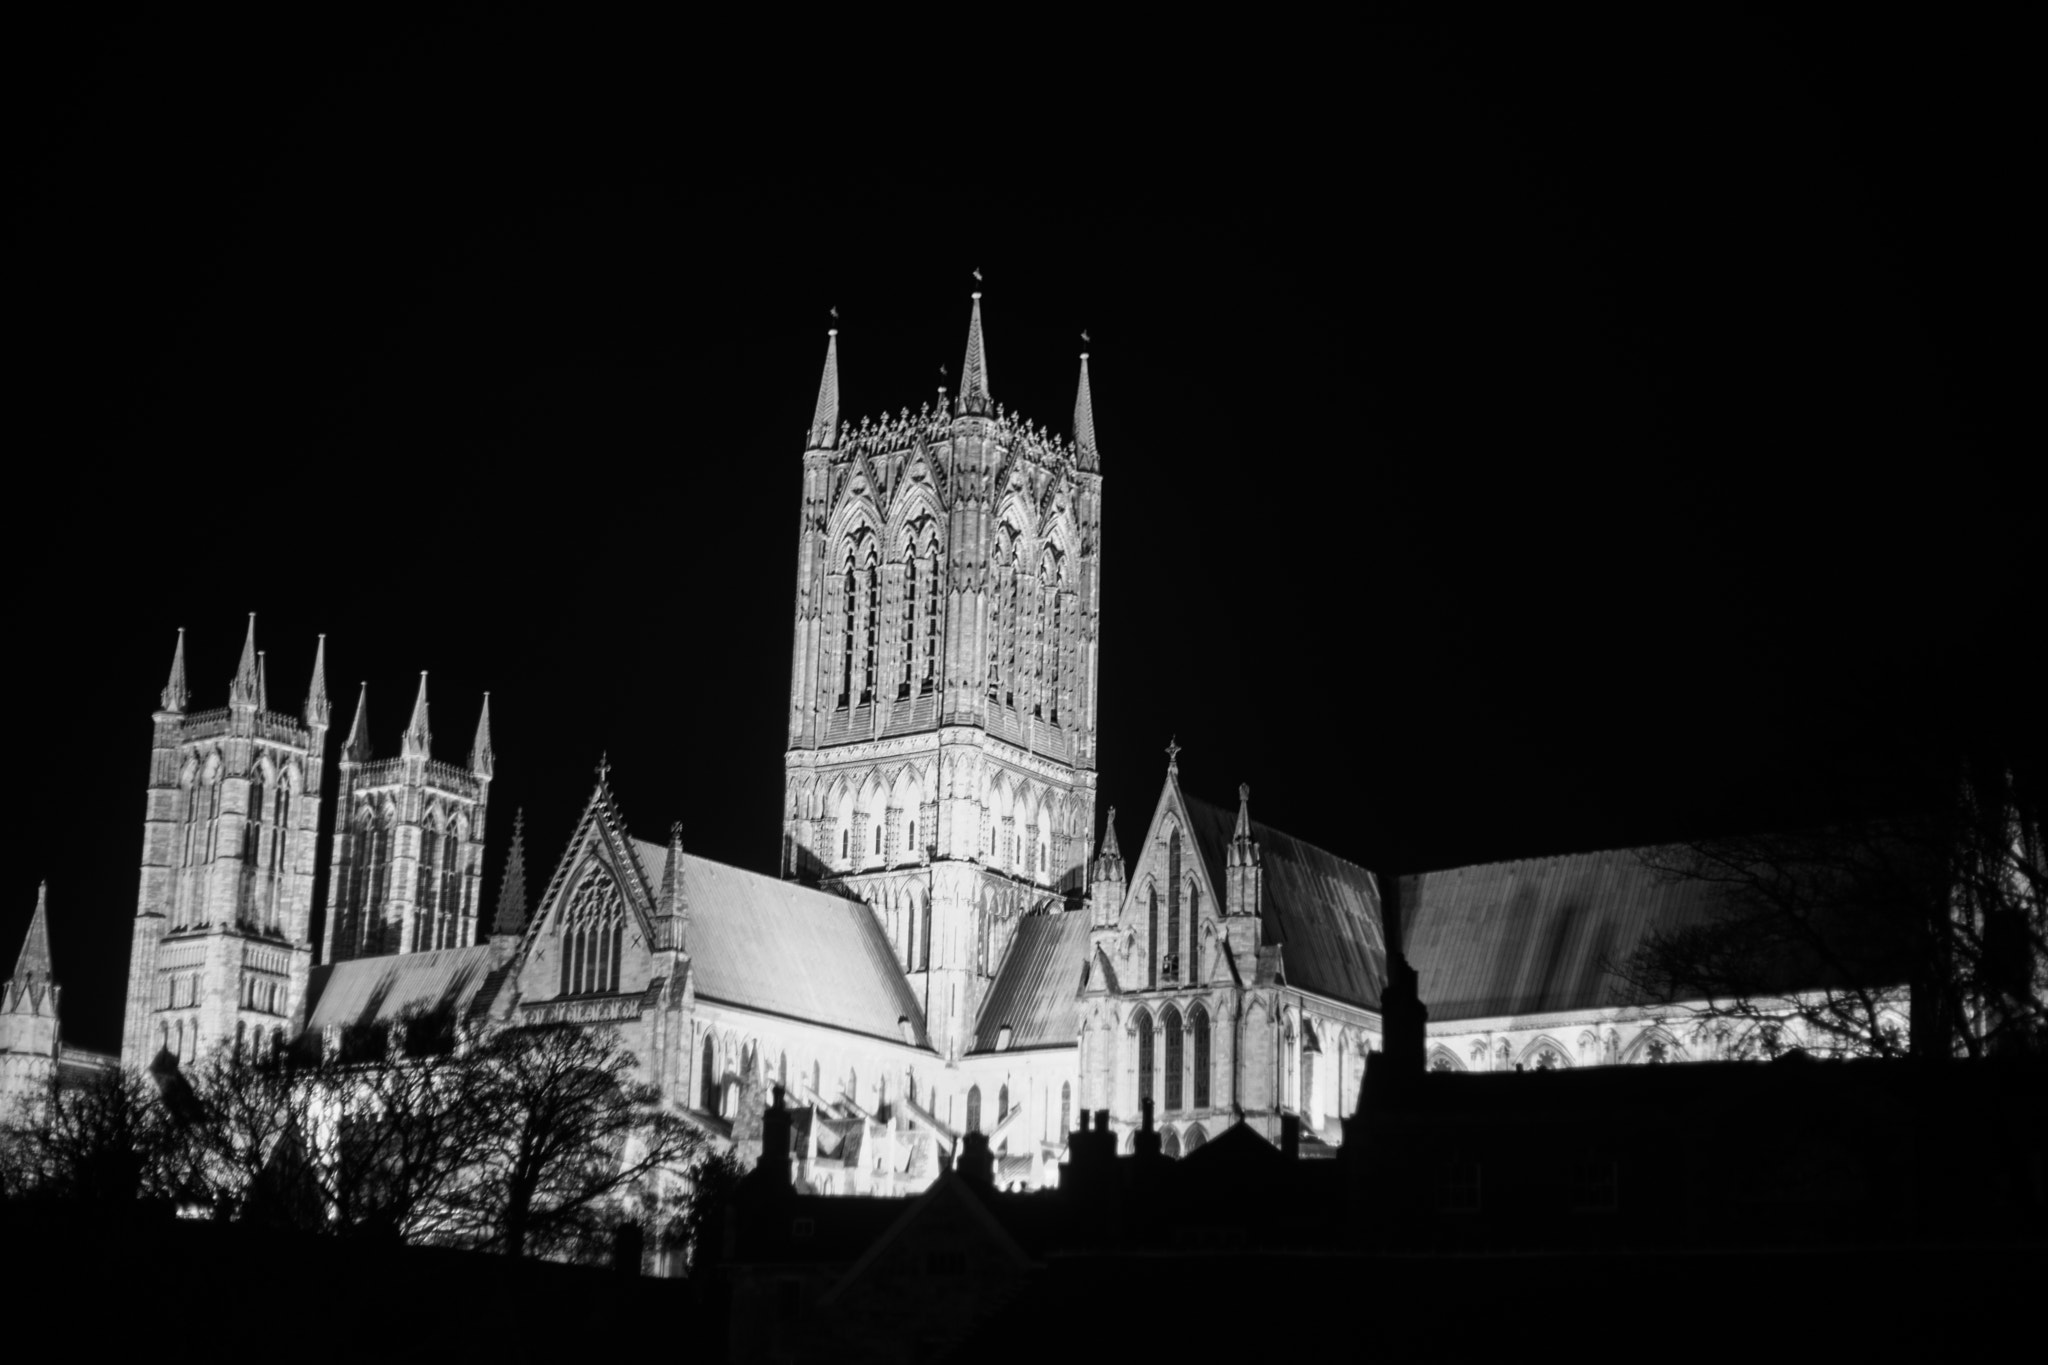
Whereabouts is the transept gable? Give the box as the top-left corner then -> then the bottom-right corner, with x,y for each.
513,778 -> 664,1002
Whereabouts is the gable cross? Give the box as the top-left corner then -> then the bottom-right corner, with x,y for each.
1165,736 -> 1181,773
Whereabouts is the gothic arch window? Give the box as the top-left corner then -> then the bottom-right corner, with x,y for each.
1183,1123 -> 1207,1154
1301,1025 -> 1317,1123
180,764 -> 204,871
839,549 -> 858,708
1136,1009 -> 1155,1108
920,537 -> 941,693
1524,1038 -> 1568,1071
1146,884 -> 1159,990
1161,1126 -> 1181,1159
1187,884 -> 1200,982
1162,1006 -> 1184,1111
966,1084 -> 983,1134
861,547 -> 881,704
246,766 -> 267,867
997,1084 -> 1009,1122
559,865 -> 626,997
1165,830 -> 1182,982
1496,1038 -> 1513,1072
1190,1004 -> 1211,1108
1059,1081 -> 1071,1138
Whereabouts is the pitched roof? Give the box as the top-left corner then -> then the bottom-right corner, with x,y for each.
305,945 -> 497,1032
1403,848 -> 1733,1018
1182,797 -> 1387,1010
970,910 -> 1091,1054
631,839 -> 930,1049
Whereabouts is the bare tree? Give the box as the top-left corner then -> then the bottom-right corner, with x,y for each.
0,1067 -> 191,1207
453,1023 -> 701,1261
1617,762 -> 2045,1059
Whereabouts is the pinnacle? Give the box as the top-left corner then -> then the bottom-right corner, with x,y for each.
1074,351 -> 1098,471
256,650 -> 269,713
229,614 -> 261,707
11,882 -> 53,987
1098,807 -> 1123,862
1234,782 -> 1253,839
343,682 -> 371,761
492,809 -> 529,937
471,692 -> 495,777
305,634 -> 331,730
161,628 -> 189,713
808,328 -> 841,450
957,292 -> 991,416
402,672 -> 432,758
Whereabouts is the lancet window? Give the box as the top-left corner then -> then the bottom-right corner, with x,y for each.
1187,885 -> 1200,982
1165,831 -> 1182,981
1137,1010 -> 1155,1106
558,865 -> 626,997
920,540 -> 940,693
1191,1005 -> 1211,1108
1033,549 -> 1063,721
839,552 -> 857,708
1163,1006 -> 1184,1111
861,549 -> 879,703
966,1084 -> 983,1134
1147,885 -> 1159,989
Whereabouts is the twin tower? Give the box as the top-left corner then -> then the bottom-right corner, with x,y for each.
120,617 -> 492,1070
119,292 -> 1102,1069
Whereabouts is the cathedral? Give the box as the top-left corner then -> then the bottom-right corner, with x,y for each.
4,294 -> 1842,1193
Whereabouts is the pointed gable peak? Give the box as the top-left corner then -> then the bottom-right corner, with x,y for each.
160,628 -> 189,714
229,614 -> 261,707
1074,351 -> 1099,471
402,671 -> 431,758
471,691 -> 495,778
956,292 -> 992,417
343,682 -> 371,761
808,328 -> 841,451
10,882 -> 53,987
305,634 -> 331,730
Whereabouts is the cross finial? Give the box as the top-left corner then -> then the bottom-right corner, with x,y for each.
596,751 -> 611,785
1081,329 -> 1091,344
1165,736 -> 1182,772
973,266 -> 983,282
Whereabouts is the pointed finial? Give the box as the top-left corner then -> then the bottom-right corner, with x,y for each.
10,882 -> 54,987
343,682 -> 370,762
957,292 -> 991,416
402,671 -> 431,759
1234,783 -> 1253,839
1165,736 -> 1182,773
661,820 -> 688,932
160,628 -> 189,714
1098,807 -> 1123,862
471,692 -> 495,778
492,809 -> 529,937
229,614 -> 261,707
304,634 -> 331,730
1074,350 -> 1098,471
808,327 -> 841,450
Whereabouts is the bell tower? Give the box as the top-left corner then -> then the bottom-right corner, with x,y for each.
122,618 -> 329,1070
781,295 -> 1107,1058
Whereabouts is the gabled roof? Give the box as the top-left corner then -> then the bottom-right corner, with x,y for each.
1182,796 -> 1387,1010
305,945 -> 496,1032
631,838 -> 930,1050
970,910 -> 1090,1054
1403,847 -> 1732,1018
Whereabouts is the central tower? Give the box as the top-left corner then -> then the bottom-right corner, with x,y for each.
782,294 -> 1105,1058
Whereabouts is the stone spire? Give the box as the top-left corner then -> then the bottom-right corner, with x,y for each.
1074,351 -> 1099,471
343,682 -> 370,762
305,634 -> 331,730
10,883 -> 53,990
956,292 -> 991,416
402,672 -> 431,759
229,614 -> 261,708
492,809 -> 529,937
471,692 -> 495,779
807,329 -> 840,450
160,628 -> 189,714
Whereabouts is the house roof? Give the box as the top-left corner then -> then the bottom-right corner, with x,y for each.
1183,797 -> 1388,1011
305,945 -> 497,1032
632,839 -> 930,1049
970,910 -> 1091,1054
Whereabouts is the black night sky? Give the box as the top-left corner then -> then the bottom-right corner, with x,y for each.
12,16 -> 2033,1053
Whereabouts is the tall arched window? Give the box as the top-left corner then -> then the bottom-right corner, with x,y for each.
1163,1006 -> 1184,1111
700,1035 -> 717,1111
1187,885 -> 1200,982
181,769 -> 204,871
861,550 -> 880,703
920,540 -> 940,693
246,768 -> 266,867
1147,886 -> 1159,989
966,1084 -> 983,1134
1191,1004 -> 1211,1108
1183,1123 -> 1207,1154
1166,831 -> 1182,981
560,866 -> 625,996
440,821 -> 463,944
997,1084 -> 1009,1122
839,551 -> 857,707
1162,1127 -> 1181,1158
1136,1010 -> 1155,1107
1060,1081 -> 1072,1137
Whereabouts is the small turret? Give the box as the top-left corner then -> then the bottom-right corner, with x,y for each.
160,628 -> 189,714
1226,782 -> 1262,917
401,672 -> 431,759
228,614 -> 261,710
304,635 -> 331,731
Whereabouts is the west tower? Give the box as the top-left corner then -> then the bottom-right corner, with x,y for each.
323,675 -> 492,963
782,295 -> 1105,1058
122,618 -> 329,1070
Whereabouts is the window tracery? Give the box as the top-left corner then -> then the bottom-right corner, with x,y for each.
558,864 -> 626,997
1163,1006 -> 1184,1111
1136,1009 -> 1155,1107
1190,1005 -> 1211,1108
